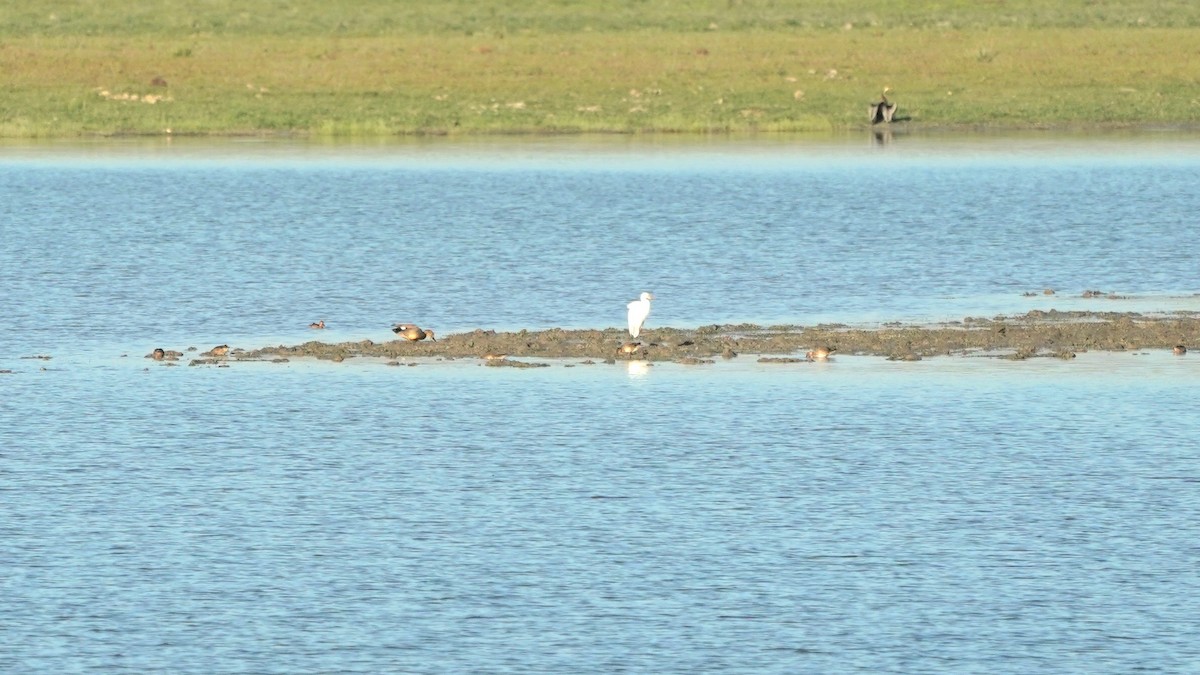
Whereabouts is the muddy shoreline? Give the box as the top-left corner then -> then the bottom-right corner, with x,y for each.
158,310 -> 1200,366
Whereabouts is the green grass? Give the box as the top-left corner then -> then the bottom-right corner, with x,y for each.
6,0 -> 1200,36
2,1 -> 1199,137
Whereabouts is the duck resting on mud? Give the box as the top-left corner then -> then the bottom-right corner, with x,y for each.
807,346 -> 836,361
393,324 -> 435,341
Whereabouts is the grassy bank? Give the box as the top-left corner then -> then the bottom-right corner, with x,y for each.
2,1 -> 1199,137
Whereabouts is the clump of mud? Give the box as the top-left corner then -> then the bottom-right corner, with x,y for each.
149,310 -> 1200,367
483,358 -> 550,368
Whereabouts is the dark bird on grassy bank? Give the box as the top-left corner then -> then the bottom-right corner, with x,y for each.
393,325 -> 435,341
870,87 -> 896,124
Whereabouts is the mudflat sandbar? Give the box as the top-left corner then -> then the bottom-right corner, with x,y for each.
177,310 -> 1198,366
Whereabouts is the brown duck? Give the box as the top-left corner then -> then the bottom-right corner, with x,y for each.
617,341 -> 643,358
393,325 -> 435,341
806,346 -> 835,361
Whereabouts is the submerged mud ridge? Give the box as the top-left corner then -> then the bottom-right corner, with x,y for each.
204,311 -> 1200,365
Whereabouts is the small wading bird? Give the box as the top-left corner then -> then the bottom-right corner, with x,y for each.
626,292 -> 654,338
210,344 -> 230,357
393,324 -> 435,341
617,342 -> 643,358
807,346 -> 835,361
309,320 -> 326,329
870,87 -> 896,124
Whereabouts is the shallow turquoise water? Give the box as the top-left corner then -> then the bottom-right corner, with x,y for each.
2,135 -> 1199,673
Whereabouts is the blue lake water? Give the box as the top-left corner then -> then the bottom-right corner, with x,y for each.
2,134 -> 1199,673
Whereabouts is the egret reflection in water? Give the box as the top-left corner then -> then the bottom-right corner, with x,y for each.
626,360 -> 649,378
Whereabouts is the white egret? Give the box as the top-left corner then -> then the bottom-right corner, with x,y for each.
626,292 -> 654,338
